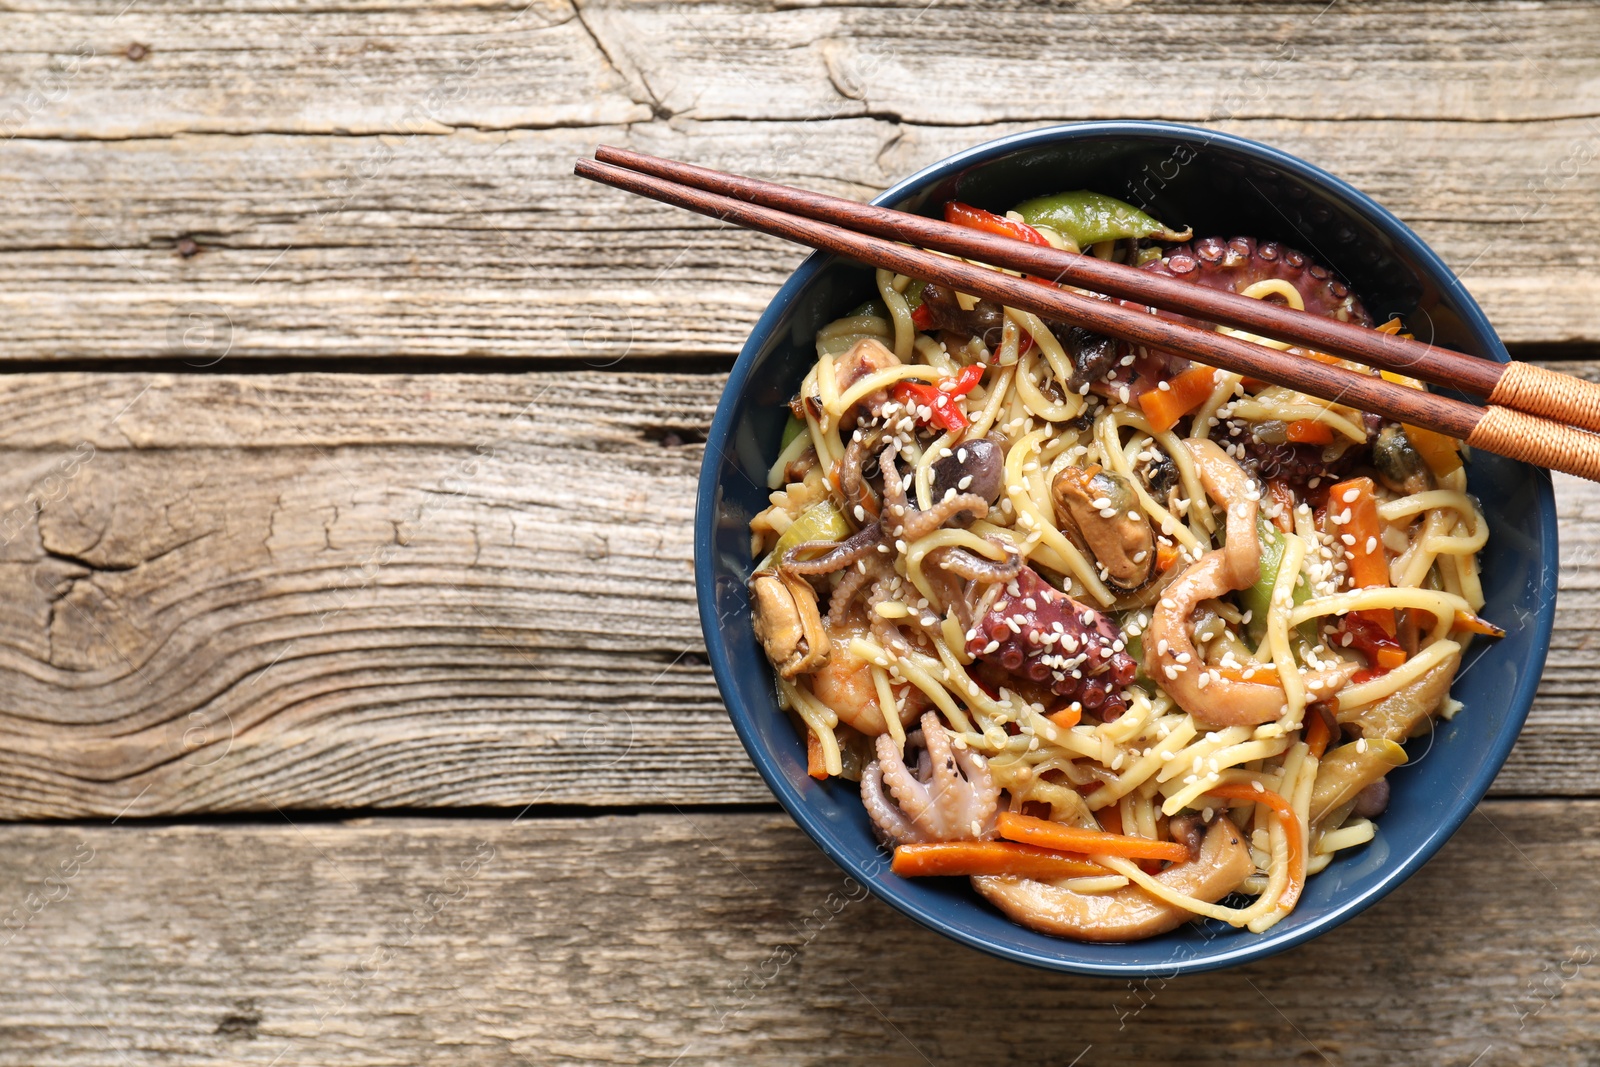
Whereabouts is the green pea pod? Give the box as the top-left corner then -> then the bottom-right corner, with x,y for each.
1013,190 -> 1190,249
760,499 -> 851,571
1239,519 -> 1316,647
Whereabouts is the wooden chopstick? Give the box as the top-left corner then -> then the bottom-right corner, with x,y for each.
594,145 -> 1600,437
574,155 -> 1600,482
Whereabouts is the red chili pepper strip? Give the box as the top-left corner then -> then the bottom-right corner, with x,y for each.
943,363 -> 986,397
910,302 -> 936,330
894,365 -> 987,433
893,380 -> 968,433
1336,613 -> 1407,674
943,201 -> 1051,246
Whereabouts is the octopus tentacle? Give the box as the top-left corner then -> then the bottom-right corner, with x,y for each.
876,731 -> 936,834
840,427 -> 883,521
920,712 -> 999,839
825,557 -> 883,624
782,523 -> 881,577
1147,235 -> 1370,326
860,758 -> 920,842
930,539 -> 1023,583
965,566 -> 1137,716
877,440 -> 989,541
865,575 -> 912,654
900,493 -> 991,540
861,713 -> 1000,844
878,440 -> 913,518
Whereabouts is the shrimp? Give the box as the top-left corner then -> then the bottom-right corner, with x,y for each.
1145,439 -> 1351,727
809,619 -> 927,736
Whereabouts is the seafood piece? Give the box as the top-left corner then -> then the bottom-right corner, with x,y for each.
1141,236 -> 1370,327
810,618 -> 925,736
1051,465 -> 1156,592
749,570 -> 830,678
859,712 -> 1000,843
964,566 -> 1136,717
1144,440 -> 1354,725
833,338 -> 903,428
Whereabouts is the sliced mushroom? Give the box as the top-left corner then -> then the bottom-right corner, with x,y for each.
1338,647 -> 1460,742
1372,425 -> 1435,496
1309,738 -> 1407,826
749,570 -> 830,678
972,817 -> 1254,942
1063,327 -> 1119,392
915,282 -> 1006,347
929,437 -> 1004,526
1050,465 -> 1156,591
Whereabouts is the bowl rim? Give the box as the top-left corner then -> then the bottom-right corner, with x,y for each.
694,119 -> 1558,976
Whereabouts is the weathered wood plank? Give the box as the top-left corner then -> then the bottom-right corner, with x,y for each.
0,369 -> 1590,818
0,801 -> 1593,1065
4,0 -> 1595,136
0,3 -> 1596,359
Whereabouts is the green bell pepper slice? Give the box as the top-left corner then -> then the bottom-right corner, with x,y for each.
1239,519 -> 1316,647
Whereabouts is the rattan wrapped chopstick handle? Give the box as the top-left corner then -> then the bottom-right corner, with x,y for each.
1487,362 -> 1600,434
1467,405 -> 1600,482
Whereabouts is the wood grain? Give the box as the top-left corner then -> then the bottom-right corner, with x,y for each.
0,802 -> 1594,1065
0,369 -> 1588,818
0,3 -> 1597,361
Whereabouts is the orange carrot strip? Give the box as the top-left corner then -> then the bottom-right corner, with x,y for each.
1046,705 -> 1082,730
996,811 -> 1191,863
1329,476 -> 1387,589
1137,365 -> 1218,433
1156,542 -> 1181,573
1212,665 -> 1283,687
1453,609 -> 1506,638
1328,475 -> 1396,636
1207,783 -> 1304,912
1375,646 -> 1408,670
1405,424 -> 1463,476
1304,711 -> 1331,761
1285,419 -> 1334,445
805,731 -> 828,780
891,841 -> 1110,880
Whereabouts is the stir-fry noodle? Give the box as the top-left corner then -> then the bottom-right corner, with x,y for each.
746,192 -> 1498,942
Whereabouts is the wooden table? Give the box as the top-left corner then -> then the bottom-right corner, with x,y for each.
2,1 -> 1598,1062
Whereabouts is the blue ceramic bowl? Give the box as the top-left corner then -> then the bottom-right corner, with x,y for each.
695,121 -> 1556,976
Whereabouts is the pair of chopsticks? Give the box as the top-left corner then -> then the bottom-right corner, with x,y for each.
575,146 -> 1600,483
